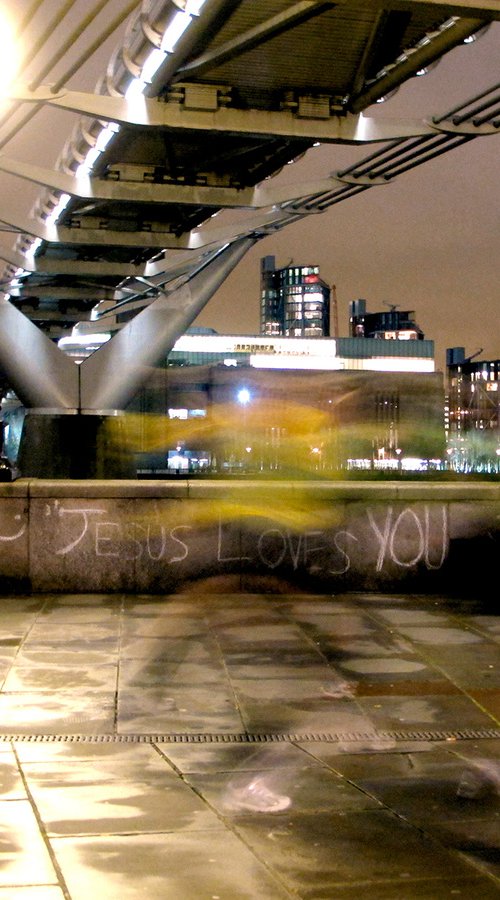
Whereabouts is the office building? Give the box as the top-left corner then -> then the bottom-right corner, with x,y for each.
349,299 -> 425,340
166,328 -> 435,373
132,363 -> 444,476
260,256 -> 330,337
52,297 -> 441,475
446,348 -> 500,472
129,324 -> 442,475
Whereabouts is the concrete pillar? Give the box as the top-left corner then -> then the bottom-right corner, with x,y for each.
17,413 -> 136,478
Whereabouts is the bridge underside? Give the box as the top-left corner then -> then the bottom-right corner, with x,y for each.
0,0 -> 497,476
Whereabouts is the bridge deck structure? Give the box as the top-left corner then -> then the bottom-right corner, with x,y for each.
0,0 -> 498,476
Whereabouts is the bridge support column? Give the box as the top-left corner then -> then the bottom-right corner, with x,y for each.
79,238 -> 256,412
0,237 -> 256,477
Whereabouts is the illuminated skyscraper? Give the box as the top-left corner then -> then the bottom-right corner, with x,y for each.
260,255 -> 330,338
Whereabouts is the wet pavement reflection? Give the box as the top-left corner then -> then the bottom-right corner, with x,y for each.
0,591 -> 498,898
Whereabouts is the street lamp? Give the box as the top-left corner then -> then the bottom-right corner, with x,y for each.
237,388 -> 251,472
237,388 -> 251,405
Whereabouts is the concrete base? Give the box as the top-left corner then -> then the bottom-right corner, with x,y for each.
17,414 -> 137,479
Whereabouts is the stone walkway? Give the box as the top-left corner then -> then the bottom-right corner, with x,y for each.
0,591 -> 499,898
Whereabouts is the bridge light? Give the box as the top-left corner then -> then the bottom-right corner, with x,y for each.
141,49 -> 166,83
186,0 -> 206,13
45,193 -> 71,226
125,78 -> 147,99
463,24 -> 490,44
24,239 -> 42,259
161,11 -> 192,52
95,123 -> 120,152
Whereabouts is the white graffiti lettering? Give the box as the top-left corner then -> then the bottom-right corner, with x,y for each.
389,508 -> 425,568
329,530 -> 358,575
217,520 -> 251,563
257,529 -> 287,569
0,513 -> 26,542
56,507 -> 105,555
145,524 -> 167,561
46,502 -> 450,577
367,505 -> 448,572
304,530 -> 327,568
367,507 -> 393,572
168,525 -> 191,563
95,521 -> 122,557
424,505 -> 449,569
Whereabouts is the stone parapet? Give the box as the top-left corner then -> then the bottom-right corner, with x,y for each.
1,479 -> 498,594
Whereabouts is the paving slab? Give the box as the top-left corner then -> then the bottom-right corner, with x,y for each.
0,591 -> 498,898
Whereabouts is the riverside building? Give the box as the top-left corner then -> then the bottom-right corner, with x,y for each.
4,301 -> 444,476
260,255 -> 331,338
446,348 -> 500,473
126,316 -> 443,476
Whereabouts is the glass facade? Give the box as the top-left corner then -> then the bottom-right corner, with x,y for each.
132,366 -> 445,477
166,333 -> 435,371
260,256 -> 330,338
446,355 -> 500,472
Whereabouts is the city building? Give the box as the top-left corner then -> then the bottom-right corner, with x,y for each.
349,299 -> 425,340
446,347 -> 500,473
260,256 -> 331,337
132,292 -> 442,474
166,328 -> 435,373
127,322 -> 442,475
4,294 -> 445,477
130,363 -> 444,476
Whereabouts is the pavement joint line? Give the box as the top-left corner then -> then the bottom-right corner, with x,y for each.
0,727 -> 499,743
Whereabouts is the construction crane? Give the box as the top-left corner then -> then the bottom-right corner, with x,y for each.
331,284 -> 339,338
464,348 -> 484,363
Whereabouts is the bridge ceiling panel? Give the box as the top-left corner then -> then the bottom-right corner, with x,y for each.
169,2 -> 427,100
0,0 -> 498,337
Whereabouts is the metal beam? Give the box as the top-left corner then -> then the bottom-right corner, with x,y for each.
10,308 -> 91,323
0,155 -> 401,209
0,298 -> 79,409
0,215 -> 182,249
367,0 -> 499,15
7,284 -> 122,301
79,237 -> 257,411
0,156 -> 256,207
145,0 -> 246,97
0,203 -> 307,252
339,0 -> 499,16
9,85 -> 450,143
0,247 -> 160,278
351,16 -> 489,111
0,244 -> 232,282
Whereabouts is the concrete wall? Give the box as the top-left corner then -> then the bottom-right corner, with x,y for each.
0,479 -> 498,594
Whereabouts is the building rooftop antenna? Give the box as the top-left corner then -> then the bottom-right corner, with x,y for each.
331,284 -> 339,338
